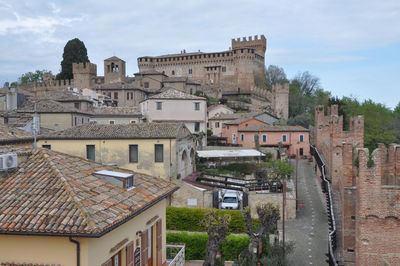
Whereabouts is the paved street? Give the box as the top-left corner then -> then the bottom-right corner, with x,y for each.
280,159 -> 329,266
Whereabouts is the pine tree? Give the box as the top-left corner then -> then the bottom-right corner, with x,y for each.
57,38 -> 89,80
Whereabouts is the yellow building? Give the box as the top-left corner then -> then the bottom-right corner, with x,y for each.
38,122 -> 196,180
0,148 -> 178,266
18,99 -> 91,131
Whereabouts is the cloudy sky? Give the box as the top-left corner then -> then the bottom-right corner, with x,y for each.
1,0 -> 399,108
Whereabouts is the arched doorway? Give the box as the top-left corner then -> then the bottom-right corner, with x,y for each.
181,150 -> 188,178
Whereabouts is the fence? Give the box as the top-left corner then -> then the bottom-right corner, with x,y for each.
166,244 -> 185,266
310,145 -> 338,266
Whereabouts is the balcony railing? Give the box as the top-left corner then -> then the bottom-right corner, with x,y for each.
166,244 -> 185,266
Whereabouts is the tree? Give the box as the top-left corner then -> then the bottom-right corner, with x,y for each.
291,71 -> 320,95
18,70 -> 52,85
201,209 -> 231,266
265,65 -> 288,90
242,203 -> 280,259
57,38 -> 89,80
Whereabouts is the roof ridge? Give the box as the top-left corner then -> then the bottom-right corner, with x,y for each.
42,150 -> 95,232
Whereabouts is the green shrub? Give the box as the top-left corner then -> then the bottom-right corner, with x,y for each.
167,232 -> 207,260
221,235 -> 249,260
167,232 -> 249,261
166,207 -> 260,233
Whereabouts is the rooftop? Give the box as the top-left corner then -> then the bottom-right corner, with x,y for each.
148,88 -> 206,101
40,122 -> 191,140
90,106 -> 142,116
0,148 -> 178,236
197,149 -> 265,158
0,124 -> 33,144
238,124 -> 309,132
18,99 -> 89,114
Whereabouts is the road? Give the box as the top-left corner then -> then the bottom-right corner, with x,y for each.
280,159 -> 329,265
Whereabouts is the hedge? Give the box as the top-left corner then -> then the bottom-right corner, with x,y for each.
166,232 -> 249,261
166,207 -> 260,233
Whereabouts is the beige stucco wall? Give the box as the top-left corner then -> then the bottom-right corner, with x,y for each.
0,199 -> 168,266
87,199 -> 167,266
0,234 -> 88,265
248,191 -> 296,219
39,113 -> 72,131
38,138 -> 195,179
90,116 -> 141,125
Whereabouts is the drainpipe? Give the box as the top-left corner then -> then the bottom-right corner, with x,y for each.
169,139 -> 172,181
69,237 -> 80,266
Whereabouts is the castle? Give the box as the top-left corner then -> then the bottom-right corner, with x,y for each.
19,35 -> 289,119
137,35 -> 289,119
314,105 -> 400,266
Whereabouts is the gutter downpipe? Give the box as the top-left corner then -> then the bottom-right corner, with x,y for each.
69,236 -> 80,266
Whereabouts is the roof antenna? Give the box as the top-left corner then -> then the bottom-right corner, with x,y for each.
33,85 -> 38,150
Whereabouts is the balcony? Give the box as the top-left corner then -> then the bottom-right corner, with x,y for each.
166,244 -> 185,266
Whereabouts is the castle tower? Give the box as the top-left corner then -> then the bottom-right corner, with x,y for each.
104,56 -> 126,84
72,62 -> 97,89
231,35 -> 267,58
272,83 -> 289,119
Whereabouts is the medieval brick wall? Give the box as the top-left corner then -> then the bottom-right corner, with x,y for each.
355,144 -> 400,266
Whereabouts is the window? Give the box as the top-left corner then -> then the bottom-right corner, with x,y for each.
74,117 -> 77,126
144,82 -> 149,88
86,145 -> 95,161
222,66 -> 226,72
299,134 -> 304,142
127,92 -> 133,100
109,120 -> 115,125
42,145 -> 51,149
111,251 -> 121,266
126,175 -> 134,190
114,92 -> 118,99
215,122 -> 220,128
189,69 -> 192,74
129,145 -> 138,163
299,148 -> 304,156
81,118 -> 84,124
262,135 -> 267,142
172,70 -> 175,75
241,134 -> 244,141
190,88 -> 193,94
282,134 -> 287,142
156,102 -> 162,110
155,144 -> 163,162
194,122 -> 200,132
194,102 -> 200,111
254,134 -> 259,142
74,102 -> 80,109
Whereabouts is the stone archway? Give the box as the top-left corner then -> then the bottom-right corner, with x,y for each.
181,150 -> 188,178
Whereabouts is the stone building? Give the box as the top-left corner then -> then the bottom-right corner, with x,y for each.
137,35 -> 289,119
314,104 -> 400,266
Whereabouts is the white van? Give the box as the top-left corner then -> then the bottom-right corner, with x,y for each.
220,190 -> 241,210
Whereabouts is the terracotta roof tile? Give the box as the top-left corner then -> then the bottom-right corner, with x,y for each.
40,122 -> 191,139
0,148 -> 178,236
148,88 -> 206,100
0,124 -> 33,144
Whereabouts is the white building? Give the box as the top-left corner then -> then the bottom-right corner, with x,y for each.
140,88 -> 207,146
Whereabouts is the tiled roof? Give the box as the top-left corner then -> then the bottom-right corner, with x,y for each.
207,104 -> 234,113
0,148 -> 178,236
90,106 -> 142,116
0,124 -> 33,144
104,56 -> 125,62
134,70 -> 166,76
95,82 -> 140,90
218,112 -> 260,123
18,99 -> 89,114
148,88 -> 206,100
238,124 -> 309,132
39,90 -> 90,102
40,122 -> 191,139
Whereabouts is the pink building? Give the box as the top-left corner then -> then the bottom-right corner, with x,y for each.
222,118 -> 310,157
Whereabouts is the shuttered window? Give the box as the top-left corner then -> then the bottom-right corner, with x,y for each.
141,229 -> 148,266
156,219 -> 163,266
126,241 -> 134,266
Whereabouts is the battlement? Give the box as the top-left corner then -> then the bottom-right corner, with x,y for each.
232,35 -> 266,56
72,62 -> 97,75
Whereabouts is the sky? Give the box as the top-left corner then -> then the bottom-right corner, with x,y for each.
0,0 -> 399,109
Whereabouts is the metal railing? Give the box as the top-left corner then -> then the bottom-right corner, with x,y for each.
166,244 -> 185,266
310,145 -> 338,266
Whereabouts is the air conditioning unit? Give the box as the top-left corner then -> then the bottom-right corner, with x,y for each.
0,154 -> 18,170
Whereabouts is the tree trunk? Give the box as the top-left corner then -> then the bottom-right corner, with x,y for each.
204,248 -> 218,266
